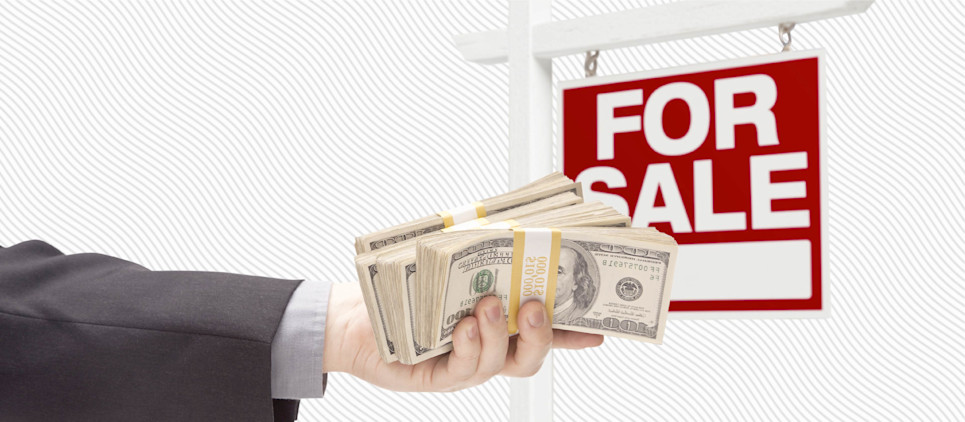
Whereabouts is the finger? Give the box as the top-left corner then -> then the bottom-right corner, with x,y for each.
430,315 -> 480,391
552,329 -> 604,349
502,300 -> 553,377
472,295 -> 509,380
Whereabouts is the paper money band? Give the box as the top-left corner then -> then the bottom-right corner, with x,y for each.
441,218 -> 521,233
441,217 -> 490,232
507,228 -> 561,334
438,201 -> 486,228
482,219 -> 520,230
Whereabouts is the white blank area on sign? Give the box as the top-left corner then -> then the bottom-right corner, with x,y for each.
671,240 -> 812,301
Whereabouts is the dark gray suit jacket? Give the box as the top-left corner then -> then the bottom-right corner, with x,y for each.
0,240 -> 305,421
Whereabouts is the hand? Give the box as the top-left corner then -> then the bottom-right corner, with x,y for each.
322,282 -> 604,392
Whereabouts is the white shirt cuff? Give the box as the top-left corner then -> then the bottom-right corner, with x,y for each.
270,278 -> 332,399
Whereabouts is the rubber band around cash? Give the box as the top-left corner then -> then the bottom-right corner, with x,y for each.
483,219 -> 520,230
441,218 -> 520,233
441,218 -> 489,232
507,228 -> 561,334
438,201 -> 486,228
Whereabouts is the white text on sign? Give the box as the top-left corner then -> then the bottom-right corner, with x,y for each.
577,74 -> 809,233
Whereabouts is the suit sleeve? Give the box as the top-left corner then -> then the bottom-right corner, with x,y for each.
271,278 -> 332,399
0,240 -> 305,422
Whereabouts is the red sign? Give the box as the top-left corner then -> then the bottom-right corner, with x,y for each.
561,51 -> 826,316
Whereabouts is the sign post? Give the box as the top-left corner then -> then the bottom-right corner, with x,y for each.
507,0 -> 555,419
452,2 -> 872,420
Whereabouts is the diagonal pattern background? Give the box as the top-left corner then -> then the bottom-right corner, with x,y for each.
1,1 -> 963,420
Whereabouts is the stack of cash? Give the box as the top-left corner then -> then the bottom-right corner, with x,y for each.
380,202 -> 633,363
355,190 -> 584,363
354,173 -> 678,365
414,227 -> 676,363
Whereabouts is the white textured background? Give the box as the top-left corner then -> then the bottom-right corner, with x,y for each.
2,0 -> 964,420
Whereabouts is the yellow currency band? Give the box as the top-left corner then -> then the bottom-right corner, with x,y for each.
507,228 -> 561,334
440,217 -> 490,233
439,212 -> 455,228
477,219 -> 521,230
438,201 -> 487,228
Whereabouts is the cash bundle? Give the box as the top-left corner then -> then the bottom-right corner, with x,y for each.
354,173 -> 678,365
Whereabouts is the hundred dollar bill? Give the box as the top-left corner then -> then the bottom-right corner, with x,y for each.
416,227 -> 677,351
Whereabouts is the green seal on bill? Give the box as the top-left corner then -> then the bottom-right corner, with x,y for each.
472,269 -> 495,294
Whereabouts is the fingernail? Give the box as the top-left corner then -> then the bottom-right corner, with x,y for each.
467,321 -> 478,340
486,304 -> 501,323
528,307 -> 546,328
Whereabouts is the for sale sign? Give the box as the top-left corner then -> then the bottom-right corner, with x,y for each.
561,50 -> 826,317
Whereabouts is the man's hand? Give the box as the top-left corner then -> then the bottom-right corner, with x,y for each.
322,282 -> 604,392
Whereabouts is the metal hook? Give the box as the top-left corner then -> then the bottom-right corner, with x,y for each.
584,50 -> 600,77
779,23 -> 795,52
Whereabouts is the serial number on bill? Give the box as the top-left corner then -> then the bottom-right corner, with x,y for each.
601,259 -> 663,273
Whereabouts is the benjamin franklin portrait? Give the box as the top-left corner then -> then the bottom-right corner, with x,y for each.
553,241 -> 600,322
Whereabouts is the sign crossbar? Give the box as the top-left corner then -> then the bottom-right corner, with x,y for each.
455,1 -> 873,64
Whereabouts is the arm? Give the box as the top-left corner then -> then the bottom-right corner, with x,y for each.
0,240 -> 605,421
0,240 -> 303,421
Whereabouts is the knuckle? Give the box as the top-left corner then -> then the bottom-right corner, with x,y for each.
519,365 -> 540,377
441,382 -> 467,393
453,358 -> 479,381
456,368 -> 474,383
486,360 -> 505,377
474,361 -> 502,381
520,329 -> 552,348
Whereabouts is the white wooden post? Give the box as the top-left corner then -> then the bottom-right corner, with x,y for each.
508,0 -> 554,188
507,0 -> 555,421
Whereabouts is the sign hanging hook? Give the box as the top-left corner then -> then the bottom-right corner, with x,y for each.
585,50 -> 600,77
779,23 -> 795,52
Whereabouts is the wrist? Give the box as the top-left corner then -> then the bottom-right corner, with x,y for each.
322,282 -> 364,374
